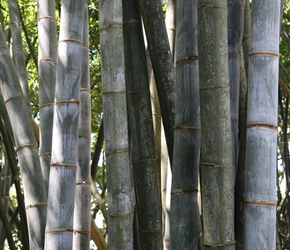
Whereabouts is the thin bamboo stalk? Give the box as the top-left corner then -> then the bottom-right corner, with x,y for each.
8,0 -> 29,101
73,3 -> 91,249
37,0 -> 57,196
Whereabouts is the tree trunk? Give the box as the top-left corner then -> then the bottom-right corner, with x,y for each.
170,0 -> 200,249
99,0 -> 135,248
45,0 -> 85,248
244,0 -> 280,248
198,0 -> 235,248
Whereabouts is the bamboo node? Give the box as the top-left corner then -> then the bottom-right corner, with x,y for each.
164,238 -> 170,243
50,162 -> 77,169
55,99 -> 80,105
176,55 -> 199,64
80,88 -> 90,92
78,135 -> 91,139
39,103 -> 54,109
38,16 -> 56,22
58,38 -> 83,46
39,152 -> 52,157
73,229 -> 91,234
45,228 -> 74,234
16,144 -> 38,153
228,49 -> 240,54
0,45 -> 8,50
199,84 -> 229,91
4,94 -> 24,104
105,149 -> 128,157
171,189 -> 199,195
25,202 -> 47,209
76,180 -> 91,185
249,50 -> 280,57
174,125 -> 201,131
150,49 -> 170,56
99,24 -> 122,32
38,57 -> 57,64
123,19 -> 141,26
204,241 -> 236,248
133,158 -> 155,164
247,123 -> 278,131
201,162 -> 230,169
102,90 -> 126,95
198,4 -> 227,10
244,199 -> 276,207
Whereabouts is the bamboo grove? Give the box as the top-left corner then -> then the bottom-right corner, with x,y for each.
0,0 -> 290,249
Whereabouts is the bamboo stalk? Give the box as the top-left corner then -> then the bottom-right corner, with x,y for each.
0,27 -> 47,249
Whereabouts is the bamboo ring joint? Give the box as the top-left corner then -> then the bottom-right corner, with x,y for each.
4,94 -> 24,104
174,125 -> 201,131
25,202 -> 47,209
38,58 -> 57,64
45,228 -> 74,234
55,99 -> 80,105
73,229 -> 91,234
244,199 -> 276,207
198,4 -> 227,10
16,144 -> 37,153
247,123 -> 278,131
39,103 -> 54,109
249,50 -> 280,57
199,84 -> 229,91
204,241 -> 236,248
58,38 -> 83,46
38,16 -> 56,22
76,180 -> 91,185
50,162 -> 77,169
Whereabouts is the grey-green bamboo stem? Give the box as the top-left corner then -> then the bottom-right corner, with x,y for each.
99,0 -> 135,249
45,1 -> 85,249
228,0 -> 245,180
37,0 -> 57,197
73,3 -> 91,249
8,0 -> 29,101
170,0 -> 200,249
244,0 -> 280,248
242,0 -> 250,77
0,142 -> 10,248
138,0 -> 176,164
0,27 -> 47,249
0,95 -> 29,249
123,0 -> 162,248
165,0 -> 176,60
198,1 -> 235,248
0,199 -> 16,250
235,57 -> 247,250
